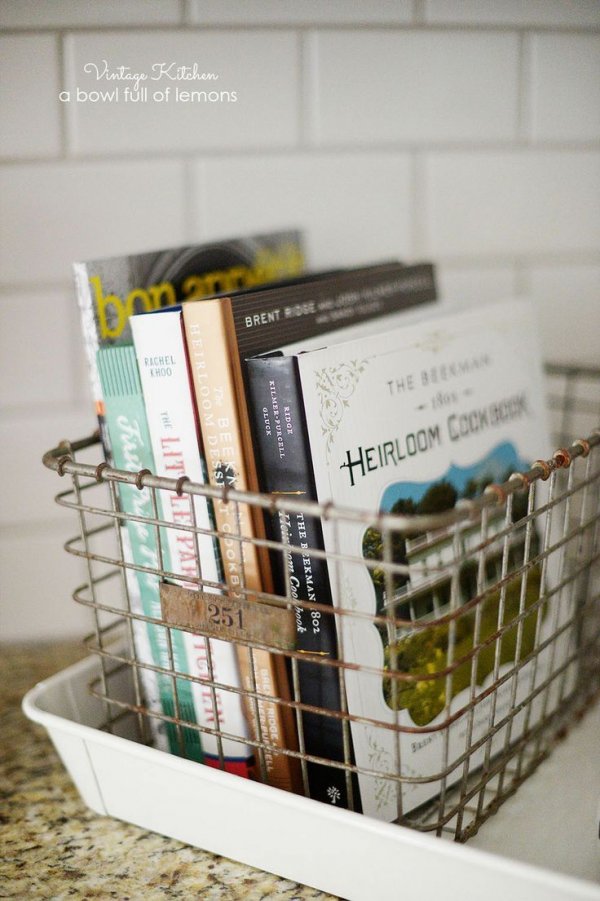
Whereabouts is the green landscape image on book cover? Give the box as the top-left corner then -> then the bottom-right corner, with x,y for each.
361,441 -> 543,726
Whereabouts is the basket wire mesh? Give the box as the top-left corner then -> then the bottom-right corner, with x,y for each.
43,363 -> 600,842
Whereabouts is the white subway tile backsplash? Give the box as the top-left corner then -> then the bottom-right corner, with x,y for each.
437,264 -> 517,308
64,31 -> 299,155
0,405 -> 93,528
0,0 -> 183,28
0,288 -> 77,410
529,263 -> 600,366
0,35 -> 61,159
0,160 -> 186,284
1,2 -> 599,645
531,34 -> 600,142
0,526 -> 91,642
310,31 -> 519,146
425,0 -> 600,27
425,151 -> 600,257
195,154 -> 413,268
188,0 -> 414,25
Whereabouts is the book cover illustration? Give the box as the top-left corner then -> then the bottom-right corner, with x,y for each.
74,229 -> 305,453
364,441 -> 534,726
295,298 -> 556,821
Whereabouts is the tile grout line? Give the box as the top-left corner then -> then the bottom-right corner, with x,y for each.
413,0 -> 426,26
182,157 -> 197,240
410,150 -> 427,259
60,30 -> 77,159
517,29 -> 534,144
2,142 -> 600,168
297,29 -> 308,149
1,23 -> 600,35
3,255 -> 600,300
55,31 -> 70,159
514,260 -> 532,296
180,0 -> 191,27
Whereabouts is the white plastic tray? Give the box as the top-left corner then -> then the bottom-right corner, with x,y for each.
23,652 -> 600,901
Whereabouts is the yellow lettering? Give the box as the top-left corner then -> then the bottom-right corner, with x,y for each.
92,244 -> 304,337
148,281 -> 177,310
226,265 -> 254,290
181,275 -> 204,301
125,288 -> 153,319
91,276 -> 125,340
201,271 -> 228,295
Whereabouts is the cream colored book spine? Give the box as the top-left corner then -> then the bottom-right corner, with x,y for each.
183,298 -> 299,792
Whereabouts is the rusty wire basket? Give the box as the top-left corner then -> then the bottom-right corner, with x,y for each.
42,363 -> 600,844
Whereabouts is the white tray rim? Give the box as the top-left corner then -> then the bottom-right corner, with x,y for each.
22,652 -> 600,901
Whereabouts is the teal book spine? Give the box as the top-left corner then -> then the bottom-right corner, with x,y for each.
97,344 -> 203,762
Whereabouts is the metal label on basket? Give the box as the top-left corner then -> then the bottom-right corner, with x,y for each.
159,583 -> 296,651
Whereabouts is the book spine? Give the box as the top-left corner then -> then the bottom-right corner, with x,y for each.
130,310 -> 253,774
246,354 -> 359,810
97,344 -> 200,760
121,538 -> 170,754
183,299 -> 301,793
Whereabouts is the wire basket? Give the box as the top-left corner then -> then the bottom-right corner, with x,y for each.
43,363 -> 600,843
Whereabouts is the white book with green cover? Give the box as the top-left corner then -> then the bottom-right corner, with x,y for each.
294,297 -> 563,821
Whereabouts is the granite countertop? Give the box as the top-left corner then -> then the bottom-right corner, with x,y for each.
0,642 -> 338,901
3,643 -> 600,898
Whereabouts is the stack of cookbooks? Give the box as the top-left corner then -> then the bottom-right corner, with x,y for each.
75,228 -> 556,823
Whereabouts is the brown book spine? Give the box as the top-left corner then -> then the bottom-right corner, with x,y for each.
183,298 -> 300,793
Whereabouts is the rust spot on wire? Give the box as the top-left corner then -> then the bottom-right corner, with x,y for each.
135,468 -> 151,491
95,461 -> 109,482
573,438 -> 591,458
175,475 -> 189,496
483,483 -> 507,506
56,454 -> 73,477
532,459 -> 552,481
509,471 -> 530,490
553,447 -> 572,468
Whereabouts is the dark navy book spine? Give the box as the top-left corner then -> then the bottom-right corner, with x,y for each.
245,354 -> 360,811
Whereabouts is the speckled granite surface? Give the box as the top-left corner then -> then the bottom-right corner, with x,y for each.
0,643 -> 339,901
